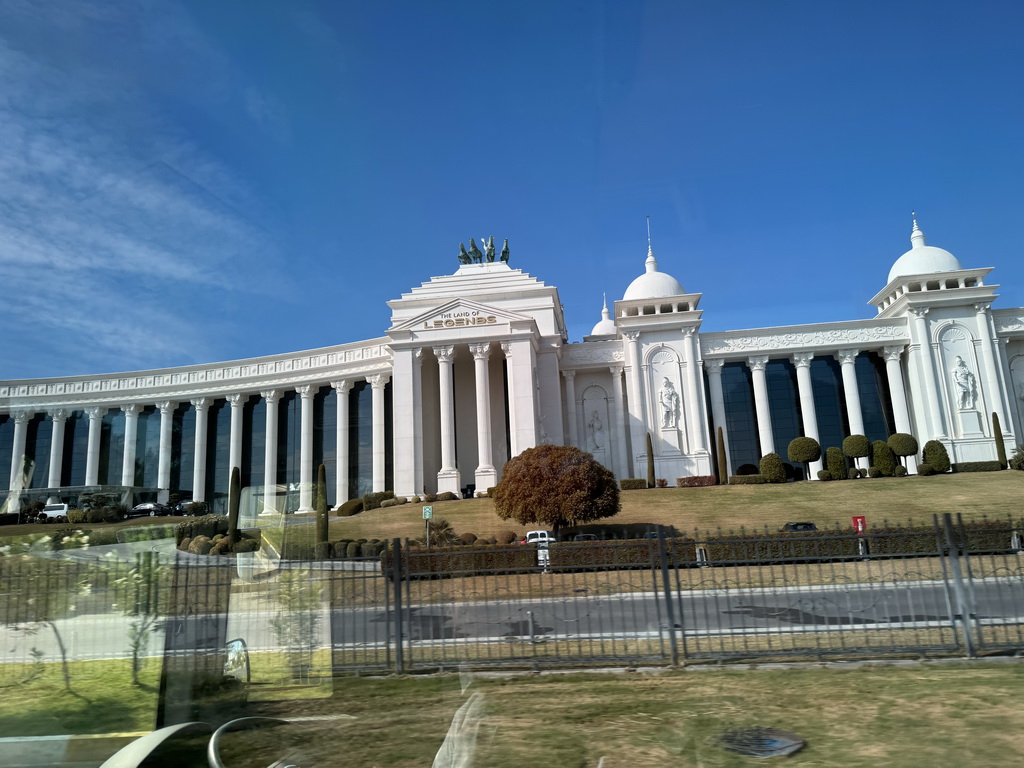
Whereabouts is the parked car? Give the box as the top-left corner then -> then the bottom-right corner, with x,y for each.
174,500 -> 207,516
572,533 -> 599,542
780,522 -> 818,532
521,530 -> 555,545
39,503 -> 69,520
127,502 -> 171,519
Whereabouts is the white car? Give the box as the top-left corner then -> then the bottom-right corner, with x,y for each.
40,503 -> 69,519
522,530 -> 554,545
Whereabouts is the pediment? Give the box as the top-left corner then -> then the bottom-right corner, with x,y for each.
389,297 -> 533,335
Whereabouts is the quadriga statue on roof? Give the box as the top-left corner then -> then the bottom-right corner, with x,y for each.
500,238 -> 510,263
457,237 -> 509,266
457,242 -> 471,264
484,236 -> 496,262
467,238 -> 483,263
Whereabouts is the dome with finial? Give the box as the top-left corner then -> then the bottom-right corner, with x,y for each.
887,213 -> 963,284
590,294 -> 617,336
622,246 -> 685,300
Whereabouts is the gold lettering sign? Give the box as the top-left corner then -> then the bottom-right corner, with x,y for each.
423,314 -> 497,329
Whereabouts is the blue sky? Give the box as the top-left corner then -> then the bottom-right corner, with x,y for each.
2,1 -> 1023,380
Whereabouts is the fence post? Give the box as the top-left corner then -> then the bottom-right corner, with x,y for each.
391,538 -> 404,673
657,529 -> 679,666
940,513 -> 976,657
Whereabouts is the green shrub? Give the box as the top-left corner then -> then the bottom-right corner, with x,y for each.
922,440 -> 951,473
332,540 -> 352,558
423,493 -> 438,503
894,465 -> 908,477
436,491 -> 459,501
656,478 -> 668,488
817,470 -> 833,481
873,440 -> 897,477
620,479 -> 647,491
888,433 -> 919,466
189,537 -> 213,555
314,542 -> 331,560
458,533 -> 478,545
826,446 -> 847,480
487,487 -> 497,496
676,475 -> 717,488
952,461 -> 1003,472
234,538 -> 260,553
382,544 -> 538,579
362,491 -> 395,511
703,530 -> 858,563
729,474 -> 767,484
787,436 -> 821,481
496,530 -> 518,545
735,464 -> 759,476
346,541 -> 361,558
716,426 -> 728,485
337,499 -> 363,517
380,497 -> 406,508
847,468 -> 859,480
1010,445 -> 1024,471
759,453 -> 786,483
868,466 -> 881,478
179,537 -> 192,552
917,462 -> 936,476
842,435 -> 870,463
646,433 -> 656,489
67,508 -> 86,524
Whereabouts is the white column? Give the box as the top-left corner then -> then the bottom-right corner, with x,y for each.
122,404 -> 141,487
747,355 -> 774,456
227,393 -> 245,484
156,401 -> 176,501
84,406 -> 106,486
434,345 -> 461,494
368,373 -> 389,493
9,411 -> 30,490
975,303 -> 1006,425
682,329 -> 706,453
192,399 -> 209,503
501,342 -> 518,456
792,352 -> 824,478
837,349 -> 867,469
470,343 -> 497,491
704,359 -> 731,477
883,345 -> 917,474
296,384 -> 315,512
623,331 -> 645,476
910,307 -> 946,439
47,409 -> 68,490
562,370 -> 578,447
330,381 -> 351,503
261,389 -> 280,509
609,365 -> 629,479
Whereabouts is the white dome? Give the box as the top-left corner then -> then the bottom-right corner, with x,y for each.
887,219 -> 962,283
623,249 -> 685,300
590,296 -> 616,336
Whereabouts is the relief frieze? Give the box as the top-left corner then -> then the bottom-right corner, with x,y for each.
700,323 -> 908,356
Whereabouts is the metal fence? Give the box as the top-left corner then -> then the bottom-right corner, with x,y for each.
1,513 -> 1021,699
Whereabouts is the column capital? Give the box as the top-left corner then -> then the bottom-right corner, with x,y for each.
908,306 -> 930,319
623,330 -> 640,343
85,406 -> 107,419
433,345 -> 456,363
296,384 -> 316,398
973,302 -> 991,314
561,369 -> 576,382
468,342 -> 491,360
746,355 -> 769,372
328,380 -> 352,395
123,402 -> 143,416
792,351 -> 815,369
609,364 -> 624,377
156,400 -> 177,414
704,358 -> 726,374
836,348 -> 860,365
500,341 -> 512,357
882,345 -> 906,362
367,373 -> 391,389
682,327 -> 695,339
49,408 -> 69,422
13,410 -> 32,425
227,392 -> 247,406
412,348 -> 424,364
261,388 -> 282,403
191,398 -> 210,412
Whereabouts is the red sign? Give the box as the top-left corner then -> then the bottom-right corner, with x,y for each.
851,516 -> 867,534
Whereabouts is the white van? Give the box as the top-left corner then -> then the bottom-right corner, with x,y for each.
522,530 -> 554,545
40,503 -> 69,519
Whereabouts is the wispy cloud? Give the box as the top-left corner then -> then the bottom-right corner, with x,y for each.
0,1 -> 288,379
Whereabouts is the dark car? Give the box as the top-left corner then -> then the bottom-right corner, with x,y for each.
572,533 -> 599,542
126,502 -> 171,519
780,522 -> 818,532
174,500 -> 208,516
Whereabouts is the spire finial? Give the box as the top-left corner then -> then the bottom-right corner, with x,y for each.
910,210 -> 925,248
646,215 -> 652,255
912,210 -> 919,230
601,292 -> 611,320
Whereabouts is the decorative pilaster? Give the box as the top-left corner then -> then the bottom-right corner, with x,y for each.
747,355 -> 774,456
156,401 -> 176,502
47,409 -> 68,490
84,406 -> 107,486
562,370 -> 578,447
704,359 -> 730,477
974,303 -> 1005,425
623,331 -> 646,474
469,343 -> 496,491
261,390 -> 281,510
368,373 -> 390,493
329,382 -> 351,504
296,384 -> 315,513
909,307 -> 946,439
122,404 -> 142,487
792,352 -> 824,478
682,329 -> 706,452
434,346 -> 461,494
191,399 -> 209,503
609,365 -> 629,478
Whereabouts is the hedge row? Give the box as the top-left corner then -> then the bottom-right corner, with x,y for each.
953,461 -> 1003,473
676,475 -> 717,488
620,478 -> 647,490
729,475 -> 767,484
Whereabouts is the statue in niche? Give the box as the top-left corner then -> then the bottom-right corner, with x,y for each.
659,378 -> 681,429
500,238 -> 510,263
951,355 -> 977,410
467,238 -> 483,264
588,411 -> 605,451
483,236 -> 496,262
457,242 -> 471,264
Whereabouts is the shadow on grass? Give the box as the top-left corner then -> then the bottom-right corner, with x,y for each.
0,692 -> 154,737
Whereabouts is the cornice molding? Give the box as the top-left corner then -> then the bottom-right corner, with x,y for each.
701,322 -> 908,357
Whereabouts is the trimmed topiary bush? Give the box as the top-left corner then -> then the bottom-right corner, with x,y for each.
817,470 -> 833,481
676,475 -> 717,488
346,541 -> 361,558
917,462 -> 936,476
423,493 -> 438,503
826,447 -> 847,480
868,466 -> 881,478
496,530 -> 519,545
1009,445 -> 1024,471
458,532 -> 478,545
787,436 -> 821,482
620,479 -> 647,490
922,440 -> 951,473
362,491 -> 395,511
894,465 -> 908,477
646,433 -> 656,489
234,538 -> 260,553
380,497 -> 407,508
888,433 -> 919,468
716,426 -> 728,485
759,453 -> 786,483
872,440 -> 897,477
842,435 -> 870,465
332,540 -> 352,558
436,491 -> 459,501
337,499 -> 363,517
314,542 -> 331,560
67,508 -> 86,524
952,460 -> 1003,472
847,468 -> 859,480
189,537 -> 213,555
729,474 -> 767,484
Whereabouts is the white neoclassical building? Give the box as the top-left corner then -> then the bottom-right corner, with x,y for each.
2,219 -> 1023,513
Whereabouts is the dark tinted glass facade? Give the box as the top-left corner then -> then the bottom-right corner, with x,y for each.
99,410 -> 125,486
62,410 -> 87,487
170,404 -> 195,494
25,415 -> 50,489
721,362 -> 760,471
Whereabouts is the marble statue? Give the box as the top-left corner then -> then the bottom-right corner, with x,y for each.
588,411 -> 605,451
659,378 -> 681,429
951,355 -> 977,410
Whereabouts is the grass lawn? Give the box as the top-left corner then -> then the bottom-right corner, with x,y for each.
241,662 -> 1024,767
324,471 -> 1023,544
